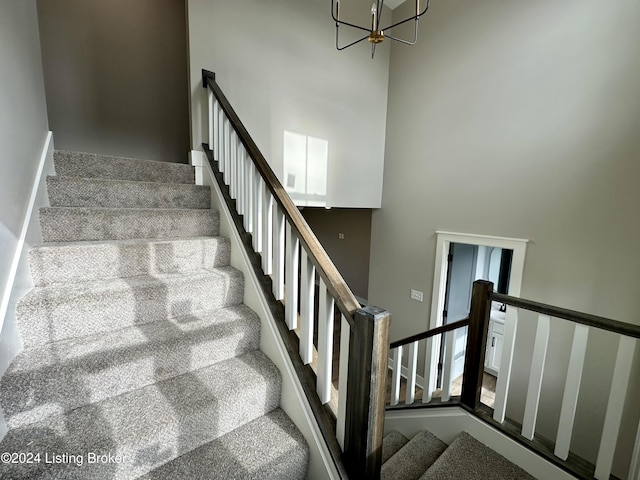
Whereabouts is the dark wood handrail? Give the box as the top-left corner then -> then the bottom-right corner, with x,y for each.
389,318 -> 470,349
202,70 -> 360,324
491,291 -> 640,339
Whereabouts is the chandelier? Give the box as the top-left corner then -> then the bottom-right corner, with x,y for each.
331,0 -> 430,58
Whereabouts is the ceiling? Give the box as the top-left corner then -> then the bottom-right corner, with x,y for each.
384,0 -> 407,9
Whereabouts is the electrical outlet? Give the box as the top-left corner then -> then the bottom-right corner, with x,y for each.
410,289 -> 424,302
338,233 -> 345,239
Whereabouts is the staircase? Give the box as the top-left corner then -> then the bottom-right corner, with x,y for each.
0,151 -> 309,479
381,430 -> 535,480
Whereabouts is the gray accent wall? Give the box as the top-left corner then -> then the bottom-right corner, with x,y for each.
0,0 -> 50,434
368,0 -> 640,476
37,0 -> 189,163
187,0 -> 390,208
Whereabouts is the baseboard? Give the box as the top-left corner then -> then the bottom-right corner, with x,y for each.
191,150 -> 341,480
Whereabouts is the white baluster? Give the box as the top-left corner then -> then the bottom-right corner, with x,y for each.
316,280 -> 335,404
555,324 -> 589,460
217,107 -> 224,163
272,206 -> 285,300
299,249 -> 315,365
285,223 -> 300,330
253,173 -> 263,252
494,306 -> 518,423
229,130 -> 237,200
442,330 -> 456,402
390,346 -> 403,406
262,188 -> 273,275
336,314 -> 350,450
236,144 -> 244,215
245,159 -> 253,233
405,341 -> 419,405
220,116 -> 227,175
245,152 -> 252,230
595,336 -> 637,480
223,118 -> 230,185
522,314 -> 551,440
213,100 -> 220,160
207,90 -> 214,148
422,336 -> 437,403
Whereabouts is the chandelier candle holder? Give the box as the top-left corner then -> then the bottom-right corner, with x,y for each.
331,0 -> 431,58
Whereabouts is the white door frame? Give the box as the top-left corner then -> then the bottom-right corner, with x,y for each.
429,231 -> 528,330
423,231 -> 528,405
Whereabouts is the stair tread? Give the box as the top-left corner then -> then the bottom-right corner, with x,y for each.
382,430 -> 410,464
33,235 -> 227,249
382,430 -> 447,480
20,267 -> 242,303
0,350 -> 282,480
420,432 -> 535,480
2,305 -> 260,429
39,206 -> 220,242
17,267 -> 244,348
138,408 -> 309,480
46,175 -> 211,209
30,236 -> 231,286
41,206 -> 217,213
53,150 -> 195,184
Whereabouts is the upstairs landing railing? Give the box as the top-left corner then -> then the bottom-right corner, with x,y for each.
388,280 -> 640,480
201,70 -> 390,479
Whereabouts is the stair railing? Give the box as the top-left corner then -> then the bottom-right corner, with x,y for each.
201,70 -> 390,479
388,279 -> 640,480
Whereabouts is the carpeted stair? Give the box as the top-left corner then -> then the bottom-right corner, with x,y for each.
382,430 -> 536,480
0,151 -> 309,479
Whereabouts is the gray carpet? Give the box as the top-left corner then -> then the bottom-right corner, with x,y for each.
381,429 -> 446,480
382,430 -> 537,480
0,150 -> 309,479
381,430 -> 409,464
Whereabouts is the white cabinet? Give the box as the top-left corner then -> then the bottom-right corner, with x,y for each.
484,319 -> 504,376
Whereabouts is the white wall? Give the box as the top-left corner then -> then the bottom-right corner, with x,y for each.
187,0 -> 390,208
0,0 -> 51,436
368,0 -> 640,476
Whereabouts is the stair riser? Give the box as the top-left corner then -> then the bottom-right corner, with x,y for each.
47,176 -> 211,209
2,310 -> 260,429
30,237 -> 231,286
54,151 -> 195,184
39,208 -> 220,242
17,271 -> 244,348
0,353 -> 282,479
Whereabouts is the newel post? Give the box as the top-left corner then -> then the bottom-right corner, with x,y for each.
343,306 -> 390,479
461,280 -> 493,410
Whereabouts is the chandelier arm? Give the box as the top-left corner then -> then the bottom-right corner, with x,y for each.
380,0 -> 430,33
335,18 -> 374,34
385,32 -> 418,46
336,33 -> 371,51
331,0 -> 372,34
383,20 -> 418,46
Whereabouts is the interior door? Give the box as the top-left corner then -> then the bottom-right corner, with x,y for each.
438,243 -> 477,385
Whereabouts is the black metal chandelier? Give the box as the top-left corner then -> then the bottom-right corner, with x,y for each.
331,0 -> 430,58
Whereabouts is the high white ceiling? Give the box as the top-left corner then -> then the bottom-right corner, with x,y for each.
384,0 -> 407,9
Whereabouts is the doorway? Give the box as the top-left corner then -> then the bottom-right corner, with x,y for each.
437,243 -> 513,386
427,231 -> 528,398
